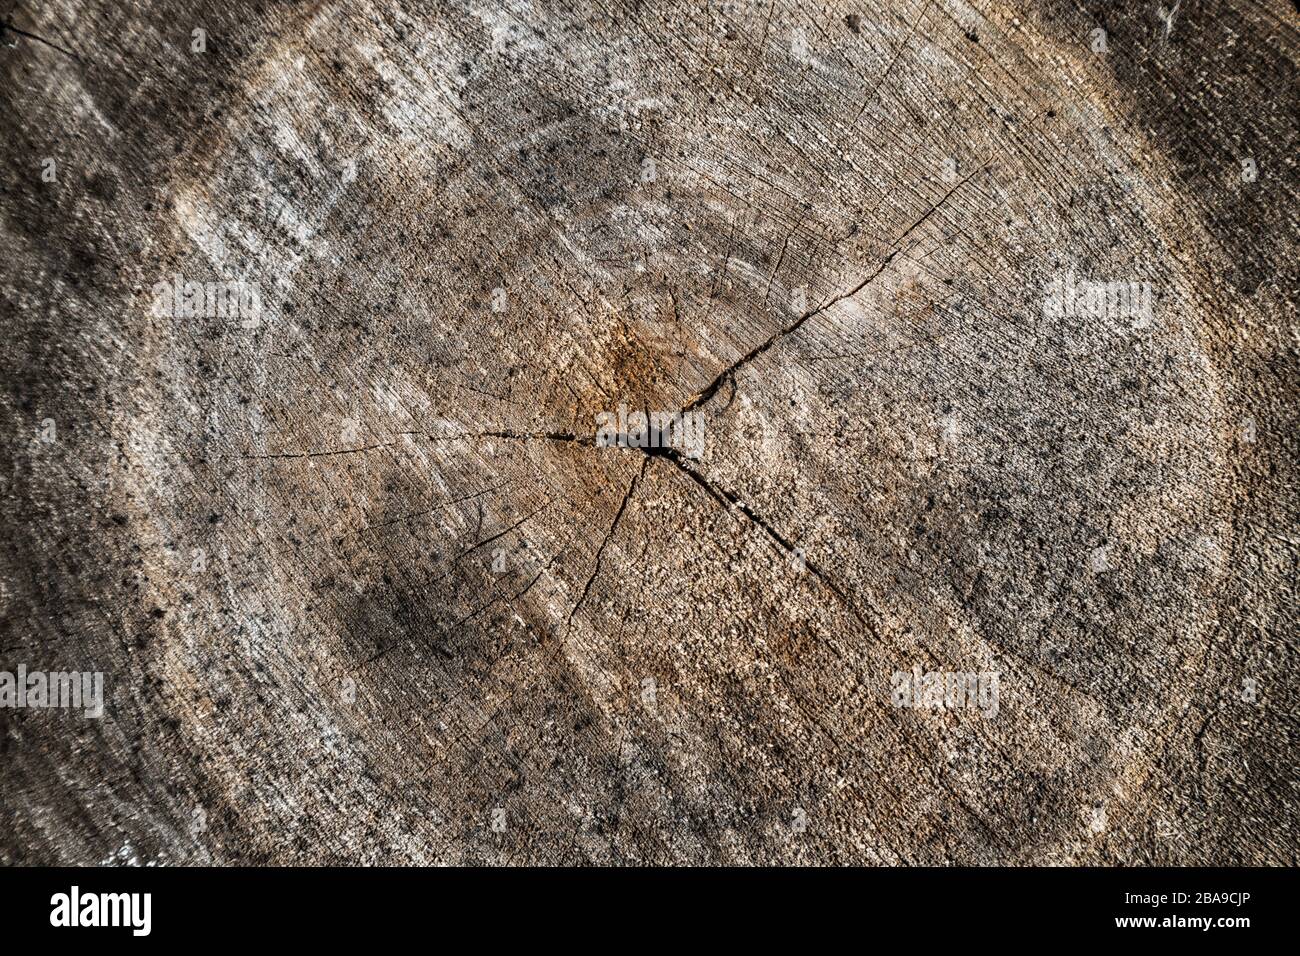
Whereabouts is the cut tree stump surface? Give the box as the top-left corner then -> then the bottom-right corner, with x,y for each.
1,0 -> 1296,864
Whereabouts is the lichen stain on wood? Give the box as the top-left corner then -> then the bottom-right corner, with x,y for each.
0,0 -> 1296,864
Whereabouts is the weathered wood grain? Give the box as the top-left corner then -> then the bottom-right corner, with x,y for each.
1,0 -> 1296,864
